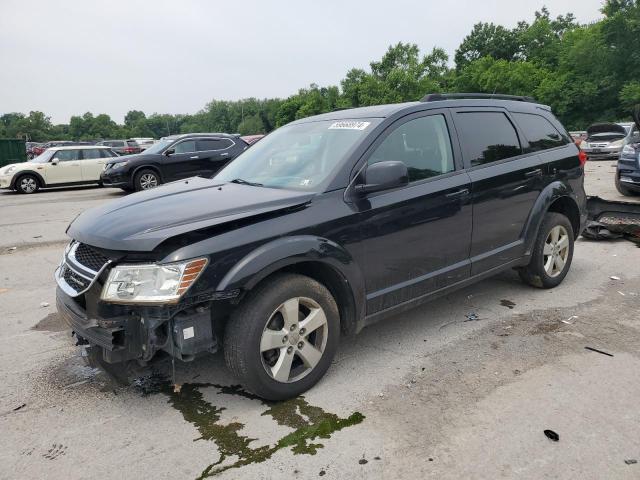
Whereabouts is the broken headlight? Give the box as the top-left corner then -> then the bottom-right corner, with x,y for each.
101,258 -> 207,304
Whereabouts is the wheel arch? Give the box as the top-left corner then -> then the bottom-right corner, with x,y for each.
11,170 -> 46,189
522,181 -> 582,254
132,164 -> 163,184
217,236 -> 366,335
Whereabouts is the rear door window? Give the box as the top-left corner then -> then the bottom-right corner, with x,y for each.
81,149 -> 102,159
455,112 -> 522,167
197,138 -> 233,151
512,113 -> 568,152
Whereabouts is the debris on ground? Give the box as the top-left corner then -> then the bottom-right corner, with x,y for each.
585,346 -> 614,357
12,403 -> 26,411
40,302 -> 49,308
6,246 -> 17,252
500,299 -> 516,309
319,469 -> 326,476
465,312 -> 480,321
582,196 -> 640,245
358,456 -> 368,465
610,276 -> 621,281
562,316 -> 578,325
544,429 -> 560,442
173,384 -> 182,393
625,459 -> 638,465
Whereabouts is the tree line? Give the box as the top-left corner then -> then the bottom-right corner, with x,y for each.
2,1 -> 639,143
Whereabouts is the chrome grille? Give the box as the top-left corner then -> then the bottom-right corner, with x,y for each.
55,241 -> 112,297
74,243 -> 109,272
62,265 -> 90,291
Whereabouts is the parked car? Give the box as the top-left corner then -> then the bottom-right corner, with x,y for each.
128,137 -> 155,151
0,146 -> 117,193
569,131 -> 587,146
615,107 -> 640,196
97,139 -> 140,155
56,93 -> 586,400
100,133 -> 247,191
580,122 -> 633,160
26,142 -> 43,159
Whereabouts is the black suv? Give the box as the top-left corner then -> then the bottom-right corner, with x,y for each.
615,106 -> 640,196
100,133 -> 247,191
56,94 -> 586,400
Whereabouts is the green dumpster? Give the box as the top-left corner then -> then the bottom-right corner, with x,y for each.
0,139 -> 27,167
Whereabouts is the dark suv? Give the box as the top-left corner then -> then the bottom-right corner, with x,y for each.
615,107 -> 640,196
56,93 -> 586,400
100,133 -> 247,191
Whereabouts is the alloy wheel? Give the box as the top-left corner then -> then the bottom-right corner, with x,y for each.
139,173 -> 158,189
20,177 -> 37,193
543,225 -> 570,277
260,296 -> 328,383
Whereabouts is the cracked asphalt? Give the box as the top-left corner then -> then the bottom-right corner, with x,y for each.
0,162 -> 639,479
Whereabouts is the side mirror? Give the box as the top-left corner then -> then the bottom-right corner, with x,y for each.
354,161 -> 408,195
164,148 -> 175,156
51,158 -> 59,165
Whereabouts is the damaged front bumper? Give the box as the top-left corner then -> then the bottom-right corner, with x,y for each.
56,286 -> 218,364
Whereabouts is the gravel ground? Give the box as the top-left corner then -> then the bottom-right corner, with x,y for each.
0,163 -> 639,480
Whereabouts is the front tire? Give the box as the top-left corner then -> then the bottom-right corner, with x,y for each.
519,212 -> 574,289
15,174 -> 40,194
134,169 -> 161,191
224,273 -> 340,400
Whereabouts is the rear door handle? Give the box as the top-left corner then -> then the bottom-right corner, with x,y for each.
445,188 -> 469,199
190,156 -> 200,159
220,152 -> 229,157
524,168 -> 543,178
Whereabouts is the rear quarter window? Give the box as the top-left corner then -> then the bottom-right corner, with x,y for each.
455,111 -> 522,167
512,112 -> 569,152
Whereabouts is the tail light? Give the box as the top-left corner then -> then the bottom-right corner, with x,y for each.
578,150 -> 587,167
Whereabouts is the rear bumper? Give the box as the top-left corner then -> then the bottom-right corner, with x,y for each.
617,159 -> 640,192
585,152 -> 620,161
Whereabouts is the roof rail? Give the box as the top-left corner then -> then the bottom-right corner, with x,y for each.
421,93 -> 538,103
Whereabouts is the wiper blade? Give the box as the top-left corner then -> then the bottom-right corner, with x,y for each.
229,178 -> 263,187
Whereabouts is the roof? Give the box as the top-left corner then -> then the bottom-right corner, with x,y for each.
47,145 -> 111,151
289,95 -> 551,125
161,132 -> 239,141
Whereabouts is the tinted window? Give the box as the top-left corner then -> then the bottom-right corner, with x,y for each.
126,140 -> 139,147
82,149 -> 102,159
456,112 -> 522,166
100,149 -> 116,158
513,113 -> 567,152
174,140 -> 196,153
368,115 -> 454,182
54,150 -> 80,162
198,138 -> 233,151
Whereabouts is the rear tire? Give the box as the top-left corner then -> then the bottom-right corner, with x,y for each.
519,212 -> 574,289
615,171 -> 637,196
224,273 -> 340,400
134,169 -> 161,191
15,174 -> 40,194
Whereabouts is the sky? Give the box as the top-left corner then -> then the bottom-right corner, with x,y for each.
0,0 -> 606,124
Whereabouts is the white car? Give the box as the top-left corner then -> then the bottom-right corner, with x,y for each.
0,146 -> 118,194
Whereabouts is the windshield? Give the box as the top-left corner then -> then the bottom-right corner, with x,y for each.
30,150 -> 55,164
214,119 -> 379,191
141,138 -> 174,155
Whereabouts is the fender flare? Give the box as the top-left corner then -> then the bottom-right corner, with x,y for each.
217,235 -> 367,332
521,181 -> 580,255
11,170 -> 46,189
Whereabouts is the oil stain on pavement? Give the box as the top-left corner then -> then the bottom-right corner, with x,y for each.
135,374 -> 365,478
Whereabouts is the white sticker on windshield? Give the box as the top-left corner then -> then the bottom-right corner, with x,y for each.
328,121 -> 371,130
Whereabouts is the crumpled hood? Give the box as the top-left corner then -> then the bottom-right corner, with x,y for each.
68,177 -> 314,251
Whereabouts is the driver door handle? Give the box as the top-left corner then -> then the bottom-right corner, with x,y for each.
190,156 -> 200,159
220,152 -> 229,157
445,188 -> 470,199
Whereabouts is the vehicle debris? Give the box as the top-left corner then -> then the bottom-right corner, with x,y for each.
585,346 -> 614,357
582,196 -> 640,245
544,429 -> 560,442
625,459 -> 638,465
610,276 -> 621,281
465,312 -> 480,321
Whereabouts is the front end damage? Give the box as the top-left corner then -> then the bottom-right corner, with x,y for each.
54,241 -> 232,366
